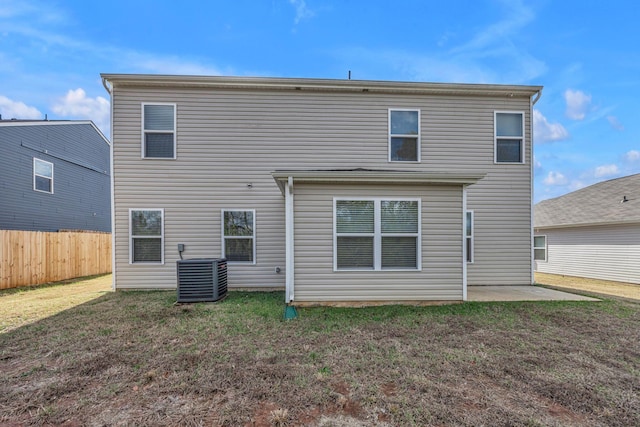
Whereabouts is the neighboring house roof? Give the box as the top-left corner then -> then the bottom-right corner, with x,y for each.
534,173 -> 640,229
0,119 -> 110,146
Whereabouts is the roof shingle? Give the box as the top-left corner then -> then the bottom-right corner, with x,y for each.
534,173 -> 640,228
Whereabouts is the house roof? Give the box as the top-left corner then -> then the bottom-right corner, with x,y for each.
272,169 -> 485,195
101,73 -> 542,99
534,173 -> 640,229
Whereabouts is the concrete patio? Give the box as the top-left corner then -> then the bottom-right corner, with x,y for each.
467,285 -> 599,302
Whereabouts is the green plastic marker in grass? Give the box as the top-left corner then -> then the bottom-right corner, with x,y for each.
284,305 -> 298,320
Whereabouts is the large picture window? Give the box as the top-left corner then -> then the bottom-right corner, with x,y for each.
33,158 -> 53,193
142,103 -> 176,158
334,198 -> 420,270
222,210 -> 256,263
389,109 -> 420,162
130,209 -> 164,263
495,111 -> 524,163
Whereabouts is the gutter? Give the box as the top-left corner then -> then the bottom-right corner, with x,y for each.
102,76 -> 117,291
100,73 -> 543,98
102,77 -> 113,95
532,88 -> 542,106
530,87 -> 542,285
272,170 -> 485,195
534,219 -> 640,231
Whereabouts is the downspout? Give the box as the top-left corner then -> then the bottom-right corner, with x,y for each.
285,176 -> 295,303
102,77 -> 117,292
529,88 -> 542,285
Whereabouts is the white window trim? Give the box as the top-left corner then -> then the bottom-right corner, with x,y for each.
333,197 -> 422,272
466,210 -> 474,264
494,111 -> 525,164
221,209 -> 257,265
129,208 -> 165,264
388,108 -> 421,163
141,103 -> 177,159
534,234 -> 547,262
33,158 -> 54,194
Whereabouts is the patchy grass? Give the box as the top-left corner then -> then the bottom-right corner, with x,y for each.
0,274 -> 111,333
0,278 -> 639,426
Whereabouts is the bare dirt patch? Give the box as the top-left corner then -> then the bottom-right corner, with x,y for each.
1,280 -> 639,426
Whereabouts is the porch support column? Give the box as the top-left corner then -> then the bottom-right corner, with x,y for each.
285,176 -> 295,303
462,185 -> 468,301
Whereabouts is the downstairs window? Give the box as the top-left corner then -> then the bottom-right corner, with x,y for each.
222,210 -> 256,263
335,198 -> 420,270
534,235 -> 547,261
130,209 -> 164,263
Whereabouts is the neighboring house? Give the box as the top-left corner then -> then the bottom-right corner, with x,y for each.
102,74 -> 542,303
0,120 -> 111,232
534,173 -> 640,284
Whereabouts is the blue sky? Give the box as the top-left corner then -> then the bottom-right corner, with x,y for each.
1,0 -> 638,202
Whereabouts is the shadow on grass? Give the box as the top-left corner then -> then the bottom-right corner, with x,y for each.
0,273 -> 111,296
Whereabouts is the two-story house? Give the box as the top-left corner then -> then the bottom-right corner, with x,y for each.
0,119 -> 111,232
101,74 -> 541,304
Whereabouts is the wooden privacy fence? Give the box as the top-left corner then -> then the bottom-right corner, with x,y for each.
0,230 -> 112,290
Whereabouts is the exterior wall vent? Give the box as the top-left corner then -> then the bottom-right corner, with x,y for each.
176,258 -> 227,303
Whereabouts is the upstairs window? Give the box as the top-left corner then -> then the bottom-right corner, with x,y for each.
389,109 -> 420,162
335,198 -> 420,270
495,112 -> 524,163
33,158 -> 53,194
534,235 -> 547,261
130,209 -> 164,263
142,103 -> 176,159
222,210 -> 256,263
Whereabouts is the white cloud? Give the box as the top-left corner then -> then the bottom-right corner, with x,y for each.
0,95 -> 42,119
533,109 -> 568,142
52,88 -> 110,135
446,0 -> 547,83
543,171 -> 568,185
624,150 -> 640,162
332,0 -> 546,85
0,2 -> 224,77
607,115 -> 624,131
594,164 -> 619,178
0,1 -> 66,23
130,54 -> 224,76
289,0 -> 314,25
564,89 -> 591,120
452,0 -> 534,54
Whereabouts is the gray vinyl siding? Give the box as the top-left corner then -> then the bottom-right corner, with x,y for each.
0,123 -> 111,232
535,224 -> 640,284
111,84 -> 533,290
293,183 -> 463,301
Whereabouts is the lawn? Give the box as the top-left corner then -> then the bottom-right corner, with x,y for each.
1,279 -> 638,426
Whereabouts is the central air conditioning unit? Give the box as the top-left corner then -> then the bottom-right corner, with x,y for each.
176,258 -> 227,303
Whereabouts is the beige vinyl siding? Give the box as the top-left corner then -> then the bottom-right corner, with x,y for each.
111,85 -> 533,289
535,224 -> 640,284
293,183 -> 463,301
466,172 -> 533,285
